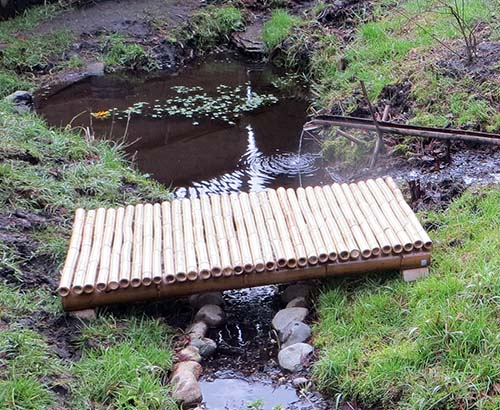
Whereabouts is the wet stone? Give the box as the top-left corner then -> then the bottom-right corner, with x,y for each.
281,284 -> 312,304
188,292 -> 224,309
286,296 -> 309,309
171,370 -> 203,406
190,337 -> 217,358
186,321 -> 208,340
278,343 -> 314,372
173,360 -> 203,379
194,304 -> 225,327
272,307 -> 309,334
281,321 -> 312,348
177,345 -> 202,363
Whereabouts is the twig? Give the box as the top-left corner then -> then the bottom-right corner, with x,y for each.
359,81 -> 385,169
369,104 -> 390,168
337,129 -> 366,145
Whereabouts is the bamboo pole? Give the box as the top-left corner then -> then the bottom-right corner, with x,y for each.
248,192 -> 277,271
72,210 -> 96,294
229,193 -> 254,273
57,208 -> 86,296
312,187 -> 350,261
131,204 -> 144,287
365,179 -> 413,252
267,189 -> 301,268
192,198 -> 211,280
108,207 -> 124,290
161,201 -> 176,283
357,181 -> 403,253
200,195 -> 223,277
383,177 -> 432,249
239,193 -> 265,272
304,187 -> 337,262
152,203 -> 162,284
219,194 -> 244,275
182,199 -> 198,281
341,184 -> 382,256
119,205 -> 134,287
321,185 -> 361,259
256,191 -> 287,268
141,203 -> 153,286
209,194 -> 233,276
83,207 -> 106,293
349,184 -> 392,254
172,200 -> 187,282
296,187 -> 329,263
96,208 -> 116,291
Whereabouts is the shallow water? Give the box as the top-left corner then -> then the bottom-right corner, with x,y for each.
36,54 -> 327,198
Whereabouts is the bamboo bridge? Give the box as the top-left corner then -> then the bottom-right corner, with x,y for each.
58,177 -> 432,311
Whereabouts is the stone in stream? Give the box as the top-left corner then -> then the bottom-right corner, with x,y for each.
186,321 -> 208,340
278,343 -> 314,372
190,337 -> 217,358
280,321 -> 312,348
194,304 -> 225,327
281,284 -> 312,304
272,307 -> 309,334
177,345 -> 202,363
286,296 -> 309,309
173,360 -> 203,379
188,292 -> 224,309
171,361 -> 203,406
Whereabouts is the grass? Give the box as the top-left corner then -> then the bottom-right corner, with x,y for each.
263,9 -> 302,50
103,34 -> 159,73
179,5 -> 243,50
313,187 -> 500,409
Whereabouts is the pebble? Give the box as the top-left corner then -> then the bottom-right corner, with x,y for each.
271,307 -> 309,334
277,343 -> 314,372
281,321 -> 312,348
281,284 -> 312,304
186,321 -> 208,339
172,360 -> 203,379
190,337 -> 217,358
171,367 -> 203,406
194,304 -> 225,327
292,377 -> 309,388
177,345 -> 201,363
189,292 -> 224,309
286,296 -> 308,309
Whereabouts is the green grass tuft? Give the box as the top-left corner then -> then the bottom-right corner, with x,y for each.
262,10 -> 301,50
103,34 -> 159,73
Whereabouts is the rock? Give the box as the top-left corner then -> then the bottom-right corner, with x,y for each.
5,90 -> 33,114
278,343 -> 314,372
171,368 -> 203,406
188,292 -> 224,309
281,321 -> 311,348
292,377 -> 309,388
194,304 -> 225,327
69,308 -> 96,320
177,346 -> 201,363
190,337 -> 217,358
173,360 -> 203,379
186,321 -> 208,339
272,307 -> 309,334
286,296 -> 308,309
85,61 -> 105,76
281,284 -> 312,304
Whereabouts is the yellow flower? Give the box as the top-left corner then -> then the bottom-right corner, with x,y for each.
91,110 -> 111,119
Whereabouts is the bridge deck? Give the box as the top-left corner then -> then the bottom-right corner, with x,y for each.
58,177 -> 432,311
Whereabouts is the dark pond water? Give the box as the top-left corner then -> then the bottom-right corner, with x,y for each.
36,53 -> 327,198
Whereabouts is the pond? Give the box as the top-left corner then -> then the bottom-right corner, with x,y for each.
36,53 -> 327,198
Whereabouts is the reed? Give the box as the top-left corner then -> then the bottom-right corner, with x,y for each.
152,203 -> 163,284
296,187 -> 329,263
172,200 -> 187,282
209,194 -> 233,276
182,199 -> 199,281
312,187 -> 350,261
83,207 -> 106,293
256,191 -> 287,268
341,184 -> 381,256
131,204 -> 144,287
248,192 -> 277,271
108,207 -> 124,290
161,201 -> 176,283
192,198 -> 212,280
96,208 -> 116,291
267,189 -> 300,268
119,205 -> 135,287
366,179 -> 413,252
200,195 -> 223,277
239,193 -> 266,272
57,208 -> 85,296
229,193 -> 254,273
72,209 -> 96,294
321,186 -> 361,259
304,187 -> 337,261
220,194 -> 244,275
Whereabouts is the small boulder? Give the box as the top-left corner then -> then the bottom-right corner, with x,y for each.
281,321 -> 311,348
188,292 -> 224,309
177,345 -> 201,363
172,360 -> 203,380
272,307 -> 309,334
186,321 -> 208,339
286,296 -> 308,309
194,304 -> 225,327
190,337 -> 217,358
171,369 -> 202,406
5,90 -> 33,114
69,308 -> 96,320
278,343 -> 314,372
281,284 -> 312,304
85,61 -> 105,76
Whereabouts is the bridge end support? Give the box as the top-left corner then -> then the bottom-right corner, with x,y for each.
401,267 -> 429,282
